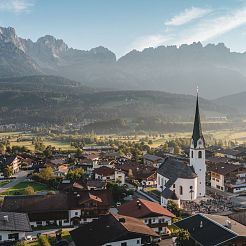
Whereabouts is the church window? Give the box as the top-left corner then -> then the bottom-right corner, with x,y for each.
179,186 -> 183,195
198,151 -> 202,159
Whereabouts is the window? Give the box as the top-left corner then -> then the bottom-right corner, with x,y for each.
198,151 -> 202,159
137,240 -> 140,244
191,151 -> 193,158
75,212 -> 79,216
0,235 -> 2,241
179,186 -> 183,195
8,233 -> 19,240
121,243 -> 127,246
173,184 -> 175,188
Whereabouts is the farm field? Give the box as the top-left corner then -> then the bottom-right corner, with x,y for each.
0,127 -> 246,152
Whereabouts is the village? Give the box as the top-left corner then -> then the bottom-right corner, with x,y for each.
0,95 -> 244,246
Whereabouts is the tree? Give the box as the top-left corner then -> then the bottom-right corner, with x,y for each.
167,200 -> 181,217
15,241 -> 28,246
107,182 -> 128,203
38,235 -> 51,246
0,143 -> 5,154
174,145 -> 180,155
163,143 -> 168,152
39,166 -> 55,181
24,185 -> 35,195
175,229 -> 190,246
3,165 -> 12,178
66,168 -> 85,180
128,169 -> 133,179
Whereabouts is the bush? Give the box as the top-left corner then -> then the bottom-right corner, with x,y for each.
24,185 -> 35,195
38,235 -> 51,246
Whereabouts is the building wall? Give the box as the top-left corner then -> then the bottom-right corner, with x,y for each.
95,173 -> 115,181
0,231 -> 26,241
115,171 -> 125,185
190,138 -> 206,197
102,238 -> 142,246
211,172 -> 224,191
157,174 -> 197,201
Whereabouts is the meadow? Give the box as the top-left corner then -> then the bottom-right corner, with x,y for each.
0,127 -> 246,152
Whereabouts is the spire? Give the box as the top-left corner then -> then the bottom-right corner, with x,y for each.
192,88 -> 204,148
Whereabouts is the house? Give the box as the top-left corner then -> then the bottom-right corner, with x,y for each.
0,212 -> 32,243
75,158 -> 93,174
58,179 -> 107,192
70,213 -> 159,246
118,198 -> 175,234
174,213 -> 246,246
143,154 -> 164,168
116,162 -> 157,187
0,155 -> 21,177
208,162 -> 246,193
55,164 -> 69,177
157,94 -> 206,206
94,166 -> 125,185
1,190 -> 113,227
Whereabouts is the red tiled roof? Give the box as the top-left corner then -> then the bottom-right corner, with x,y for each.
118,198 -> 175,218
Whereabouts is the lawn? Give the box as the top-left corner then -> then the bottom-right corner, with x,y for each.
0,180 -> 10,187
2,181 -> 52,195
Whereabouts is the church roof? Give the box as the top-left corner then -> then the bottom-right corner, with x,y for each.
161,188 -> 179,200
192,94 -> 204,148
157,157 -> 197,179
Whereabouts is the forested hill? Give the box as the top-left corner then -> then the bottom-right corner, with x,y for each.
0,76 -> 233,126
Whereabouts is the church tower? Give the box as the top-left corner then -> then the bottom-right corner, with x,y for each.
189,91 -> 206,197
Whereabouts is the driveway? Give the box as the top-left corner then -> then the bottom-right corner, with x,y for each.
0,170 -> 30,194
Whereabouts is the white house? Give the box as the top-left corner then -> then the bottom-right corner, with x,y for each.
94,166 -> 125,185
70,213 -> 159,246
118,198 -> 175,235
157,93 -> 206,206
0,212 -> 32,243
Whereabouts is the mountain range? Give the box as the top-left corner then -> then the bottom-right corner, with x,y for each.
1,26 -> 246,99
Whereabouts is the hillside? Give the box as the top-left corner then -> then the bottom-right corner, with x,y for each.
1,26 -> 246,98
214,91 -> 246,113
0,76 -> 233,127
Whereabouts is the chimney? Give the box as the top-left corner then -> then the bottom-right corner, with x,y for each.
137,201 -> 141,209
200,221 -> 203,228
119,218 -> 125,223
3,215 -> 8,223
224,219 -> 231,229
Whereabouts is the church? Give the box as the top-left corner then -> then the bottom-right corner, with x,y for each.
157,93 -> 206,207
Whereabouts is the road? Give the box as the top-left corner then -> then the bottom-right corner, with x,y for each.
0,170 -> 30,194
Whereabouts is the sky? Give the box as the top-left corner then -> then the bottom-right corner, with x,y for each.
0,0 -> 246,57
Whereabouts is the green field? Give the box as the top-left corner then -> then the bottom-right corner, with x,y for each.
0,180 -> 10,187
2,181 -> 52,196
0,127 -> 246,153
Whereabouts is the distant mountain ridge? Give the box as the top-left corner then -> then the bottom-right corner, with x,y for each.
0,75 -> 234,125
1,26 -> 246,98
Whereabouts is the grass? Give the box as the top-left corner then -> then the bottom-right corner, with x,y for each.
1,127 -> 246,153
0,180 -> 10,187
2,181 -> 52,195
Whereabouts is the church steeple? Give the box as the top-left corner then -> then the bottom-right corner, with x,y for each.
192,90 -> 204,148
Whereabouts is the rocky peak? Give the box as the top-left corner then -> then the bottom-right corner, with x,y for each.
36,35 -> 68,57
0,26 -> 25,51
